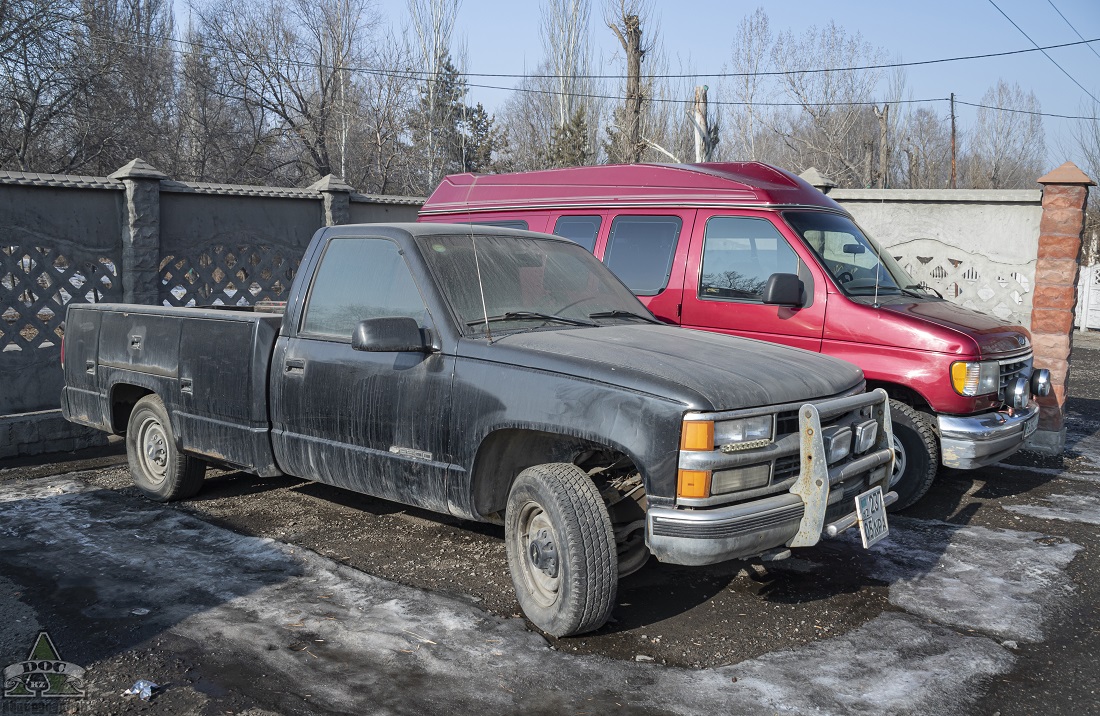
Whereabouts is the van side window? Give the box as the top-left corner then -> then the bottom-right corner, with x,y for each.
604,216 -> 682,295
302,238 -> 428,338
700,217 -> 799,301
553,215 -> 602,253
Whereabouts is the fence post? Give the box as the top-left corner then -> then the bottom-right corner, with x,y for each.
1029,162 -> 1095,455
109,159 -> 167,304
309,175 -> 355,226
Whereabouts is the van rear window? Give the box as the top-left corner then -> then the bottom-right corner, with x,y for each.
553,215 -> 602,253
604,216 -> 682,296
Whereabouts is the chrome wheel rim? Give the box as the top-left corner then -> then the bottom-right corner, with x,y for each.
138,415 -> 169,485
890,433 -> 907,489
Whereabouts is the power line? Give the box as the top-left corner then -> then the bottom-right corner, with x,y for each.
1045,0 -> 1100,65
954,99 -> 1093,120
986,0 -> 1100,104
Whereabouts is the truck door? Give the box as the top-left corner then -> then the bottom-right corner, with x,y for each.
271,236 -> 456,514
680,213 -> 826,352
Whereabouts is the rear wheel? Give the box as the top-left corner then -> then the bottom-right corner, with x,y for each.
126,395 -> 206,502
887,400 -> 938,511
504,463 -> 617,637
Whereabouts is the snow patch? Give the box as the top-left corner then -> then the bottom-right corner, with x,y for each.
852,517 -> 1080,642
1003,493 -> 1100,526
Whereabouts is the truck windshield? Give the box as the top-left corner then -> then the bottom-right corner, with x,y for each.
783,211 -> 932,299
417,233 -> 655,335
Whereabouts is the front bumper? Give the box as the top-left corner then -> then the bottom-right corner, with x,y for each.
937,402 -> 1039,470
646,389 -> 895,567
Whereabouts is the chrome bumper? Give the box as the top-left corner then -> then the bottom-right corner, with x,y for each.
937,402 -> 1039,470
647,389 -> 895,567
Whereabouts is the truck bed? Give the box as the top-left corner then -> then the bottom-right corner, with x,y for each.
62,304 -> 283,475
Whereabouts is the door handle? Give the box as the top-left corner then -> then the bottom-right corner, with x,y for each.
285,359 -> 305,373
180,378 -> 193,395
85,360 -> 95,374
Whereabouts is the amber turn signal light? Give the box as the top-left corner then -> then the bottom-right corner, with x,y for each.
677,469 -> 711,499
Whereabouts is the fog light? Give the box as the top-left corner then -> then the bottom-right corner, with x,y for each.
711,464 -> 771,494
822,426 -> 852,463
1031,368 -> 1051,397
1011,376 -> 1029,409
853,419 -> 878,453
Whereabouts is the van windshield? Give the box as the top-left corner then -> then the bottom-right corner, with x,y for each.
417,233 -> 656,335
783,211 -> 934,299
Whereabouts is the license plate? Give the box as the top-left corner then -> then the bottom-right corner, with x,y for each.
855,486 -> 889,548
1024,413 -> 1039,437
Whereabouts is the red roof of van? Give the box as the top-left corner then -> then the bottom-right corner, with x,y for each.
419,162 -> 843,215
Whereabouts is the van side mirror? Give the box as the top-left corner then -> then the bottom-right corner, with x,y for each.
352,317 -> 430,352
762,273 -> 804,307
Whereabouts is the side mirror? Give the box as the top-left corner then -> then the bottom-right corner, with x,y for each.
352,317 -> 429,353
762,273 -> 804,307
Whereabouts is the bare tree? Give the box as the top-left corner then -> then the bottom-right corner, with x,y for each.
406,0 -> 460,189
962,80 -> 1046,189
1066,99 -> 1099,264
722,7 -> 781,163
604,0 -> 651,163
899,106 -> 952,189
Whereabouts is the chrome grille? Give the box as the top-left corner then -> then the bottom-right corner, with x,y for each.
998,352 -> 1033,400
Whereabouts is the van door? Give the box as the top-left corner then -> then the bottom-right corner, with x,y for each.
680,212 -> 826,351
597,211 -> 695,323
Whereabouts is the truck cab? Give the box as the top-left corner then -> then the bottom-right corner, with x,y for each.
419,163 -> 1052,509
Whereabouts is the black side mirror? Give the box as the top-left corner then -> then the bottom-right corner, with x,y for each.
352,317 -> 429,352
762,273 -> 804,307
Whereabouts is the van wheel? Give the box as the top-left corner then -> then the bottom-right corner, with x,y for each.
504,463 -> 617,637
888,400 -> 938,511
126,395 -> 206,502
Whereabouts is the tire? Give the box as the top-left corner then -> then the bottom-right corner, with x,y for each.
504,463 -> 618,637
126,395 -> 206,502
887,400 -> 939,511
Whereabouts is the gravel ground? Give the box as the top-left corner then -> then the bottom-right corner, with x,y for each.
2,332 -> 1099,714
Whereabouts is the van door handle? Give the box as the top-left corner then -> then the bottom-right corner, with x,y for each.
180,378 -> 193,395
285,359 -> 305,374
85,360 -> 95,374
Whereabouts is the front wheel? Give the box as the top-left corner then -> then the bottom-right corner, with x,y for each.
126,395 -> 206,502
887,400 -> 939,511
504,463 -> 618,637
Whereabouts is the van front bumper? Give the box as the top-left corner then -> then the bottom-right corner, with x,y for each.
937,402 -> 1039,470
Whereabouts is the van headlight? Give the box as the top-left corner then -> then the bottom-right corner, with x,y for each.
950,361 -> 999,396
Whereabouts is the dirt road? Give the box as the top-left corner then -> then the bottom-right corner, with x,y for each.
2,335 -> 1099,715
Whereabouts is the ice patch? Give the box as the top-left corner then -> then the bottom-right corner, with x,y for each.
1003,493 -> 1100,526
0,477 -> 1021,715
854,517 -> 1080,642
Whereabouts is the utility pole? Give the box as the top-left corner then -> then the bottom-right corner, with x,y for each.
874,103 -> 889,188
950,92 -> 957,189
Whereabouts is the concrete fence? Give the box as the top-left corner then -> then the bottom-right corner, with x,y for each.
1,161 -> 1092,459
0,159 -> 421,458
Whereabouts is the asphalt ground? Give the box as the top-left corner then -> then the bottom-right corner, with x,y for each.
1,333 -> 1099,715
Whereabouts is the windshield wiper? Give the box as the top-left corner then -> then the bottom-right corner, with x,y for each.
466,311 -> 598,327
588,309 -> 660,324
904,284 -> 942,299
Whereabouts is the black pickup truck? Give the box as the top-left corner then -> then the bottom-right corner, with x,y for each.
62,223 -> 896,636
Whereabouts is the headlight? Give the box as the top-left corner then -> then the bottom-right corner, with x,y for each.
715,416 -> 773,451
950,360 -> 999,396
822,426 -> 852,463
712,464 -> 771,494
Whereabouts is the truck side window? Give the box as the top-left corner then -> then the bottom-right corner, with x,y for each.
700,217 -> 799,301
604,215 -> 682,295
553,215 -> 602,253
301,238 -> 428,338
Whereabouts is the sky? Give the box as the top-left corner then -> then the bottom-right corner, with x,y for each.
376,0 -> 1100,173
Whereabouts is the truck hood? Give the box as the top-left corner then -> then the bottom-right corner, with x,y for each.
875,298 -> 1032,356
459,324 -> 864,411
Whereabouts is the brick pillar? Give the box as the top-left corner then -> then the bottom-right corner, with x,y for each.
1029,162 -> 1095,454
308,174 -> 355,226
108,159 -> 168,304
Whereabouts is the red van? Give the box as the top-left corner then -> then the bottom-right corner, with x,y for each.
418,162 -> 1051,509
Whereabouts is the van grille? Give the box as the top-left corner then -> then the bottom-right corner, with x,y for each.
998,352 -> 1032,401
